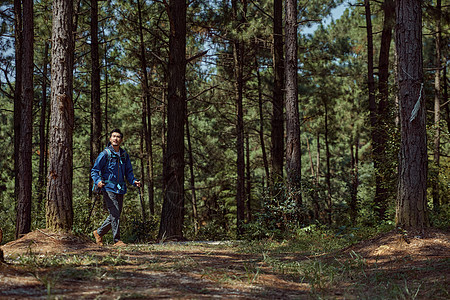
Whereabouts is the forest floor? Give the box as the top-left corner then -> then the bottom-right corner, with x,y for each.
0,228 -> 449,299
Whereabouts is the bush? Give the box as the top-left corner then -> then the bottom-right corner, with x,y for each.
125,216 -> 159,243
429,203 -> 450,229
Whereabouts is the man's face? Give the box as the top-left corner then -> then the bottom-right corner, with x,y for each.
109,132 -> 123,147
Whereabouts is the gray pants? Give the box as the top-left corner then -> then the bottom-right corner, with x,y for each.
97,191 -> 124,243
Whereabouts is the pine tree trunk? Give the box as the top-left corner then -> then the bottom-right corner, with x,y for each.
146,100 -> 155,216
324,101 -> 332,225
245,133 -> 252,222
139,132 -> 147,221
376,0 -> 395,217
366,0 -> 387,220
137,0 -> 155,216
158,0 -> 186,240
90,0 -> 102,199
432,0 -> 442,212
350,136 -> 359,225
140,103 -> 149,219
16,0 -> 33,238
285,0 -> 302,211
444,61 -> 449,148
38,42 -> 49,210
315,133 -> 320,221
395,0 -> 428,229
161,89 -> 167,194
103,35 -> 109,145
13,0 -> 22,234
271,0 -> 284,183
256,58 -> 270,182
186,116 -> 198,234
232,0 -> 246,236
46,0 -> 74,232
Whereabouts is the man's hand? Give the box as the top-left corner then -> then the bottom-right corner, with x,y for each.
97,181 -> 106,188
134,180 -> 141,187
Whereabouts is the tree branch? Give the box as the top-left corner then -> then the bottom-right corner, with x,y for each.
248,0 -> 273,21
186,50 -> 208,64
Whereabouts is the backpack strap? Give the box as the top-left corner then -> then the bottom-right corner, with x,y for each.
103,148 -> 126,191
105,148 -> 125,162
105,148 -> 112,161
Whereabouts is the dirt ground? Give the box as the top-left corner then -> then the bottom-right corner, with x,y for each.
0,228 -> 449,299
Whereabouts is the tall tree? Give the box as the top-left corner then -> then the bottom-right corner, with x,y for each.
16,0 -> 34,238
271,0 -> 284,183
37,42 -> 49,210
245,133 -> 252,222
365,0 -> 386,220
139,132 -> 147,220
46,0 -> 74,231
158,0 -> 187,240
137,0 -> 155,216
324,99 -> 332,224
285,0 -> 302,211
90,0 -> 102,197
232,0 -> 246,236
103,28 -> 110,146
395,0 -> 428,229
256,57 -> 270,183
432,0 -> 442,212
376,0 -> 395,219
13,0 -> 23,236
186,115 -> 198,234
349,135 -> 359,225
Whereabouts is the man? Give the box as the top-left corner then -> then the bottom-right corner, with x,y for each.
91,129 -> 141,247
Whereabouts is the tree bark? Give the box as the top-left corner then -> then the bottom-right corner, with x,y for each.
90,0 -> 102,198
139,131 -> 147,220
13,0 -> 23,235
256,58 -> 270,183
365,0 -> 388,220
38,42 -> 49,210
395,0 -> 428,229
158,0 -> 186,240
16,0 -> 34,238
186,115 -> 198,234
137,0 -> 155,216
245,133 -> 252,222
375,0 -> 395,219
103,31 -> 110,145
232,0 -> 246,236
444,60 -> 449,149
350,136 -> 359,225
46,0 -> 74,232
285,0 -> 302,210
271,0 -> 284,183
324,101 -> 332,224
432,0 -> 442,212
315,132 -> 320,221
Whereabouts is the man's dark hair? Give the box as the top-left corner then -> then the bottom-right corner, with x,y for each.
110,129 -> 123,139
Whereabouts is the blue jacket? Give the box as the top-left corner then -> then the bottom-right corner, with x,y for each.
91,146 -> 138,194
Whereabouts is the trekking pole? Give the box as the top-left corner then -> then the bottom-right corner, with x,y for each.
138,185 -> 142,202
137,184 -> 146,221
86,193 -> 99,230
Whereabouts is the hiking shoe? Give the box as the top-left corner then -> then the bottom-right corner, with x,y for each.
113,240 -> 127,247
93,230 -> 103,246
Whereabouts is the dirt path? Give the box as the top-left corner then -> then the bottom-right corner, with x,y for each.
0,229 -> 449,299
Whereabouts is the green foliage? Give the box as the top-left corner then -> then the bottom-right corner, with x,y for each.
0,94 -> 15,243
429,203 -> 450,229
242,183 -> 301,240
127,217 -> 159,243
0,0 -> 449,243
192,219 -> 232,241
